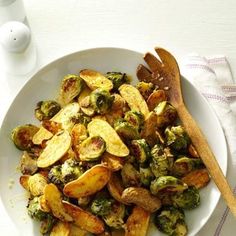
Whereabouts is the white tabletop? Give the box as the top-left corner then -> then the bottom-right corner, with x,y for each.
0,0 -> 236,235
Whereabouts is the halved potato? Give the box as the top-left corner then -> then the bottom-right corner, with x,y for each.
19,175 -> 30,190
121,187 -> 161,213
107,173 -> 128,205
101,152 -> 124,171
119,84 -> 149,118
51,102 -> 80,131
39,194 -> 50,212
50,221 -> 70,236
80,69 -> 113,91
88,119 -> 129,157
44,183 -> 73,222
63,201 -> 105,234
125,206 -> 150,236
147,90 -> 166,111
32,126 -> 53,145
69,224 -> 87,236
63,164 -> 111,198
37,130 -> 71,168
78,84 -> 92,104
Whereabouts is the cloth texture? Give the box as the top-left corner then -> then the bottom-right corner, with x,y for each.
180,55 -> 236,236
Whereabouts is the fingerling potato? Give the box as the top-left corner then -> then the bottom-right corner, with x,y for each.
50,221 -> 70,236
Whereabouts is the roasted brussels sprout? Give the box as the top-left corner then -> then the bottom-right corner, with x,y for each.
154,101 -> 177,128
79,136 -> 106,161
121,163 -> 140,187
136,81 -> 155,100
90,89 -> 114,114
27,197 -> 49,221
20,151 -> 38,175
11,124 -> 39,150
139,167 -> 155,187
91,196 -> 114,216
124,110 -> 144,129
61,158 -> 83,183
150,145 -> 174,178
154,206 -> 187,236
165,126 -> 190,151
103,202 -> 126,229
80,96 -> 96,116
74,112 -> 91,126
35,100 -> 61,121
48,165 -> 63,188
59,74 -> 84,105
114,121 -> 140,141
171,186 -> 200,209
28,173 -> 48,196
150,176 -> 188,196
172,156 -> 203,177
106,71 -> 128,90
130,139 -> 151,164
40,214 -> 56,235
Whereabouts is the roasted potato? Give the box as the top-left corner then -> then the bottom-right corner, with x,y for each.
69,224 -> 87,236
32,126 -> 53,145
101,152 -> 124,171
50,221 -> 70,236
147,89 -> 167,111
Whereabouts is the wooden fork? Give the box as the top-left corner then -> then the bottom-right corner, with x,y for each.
137,47 -> 236,218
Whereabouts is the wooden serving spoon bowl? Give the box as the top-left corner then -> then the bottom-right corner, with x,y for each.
137,47 -> 236,218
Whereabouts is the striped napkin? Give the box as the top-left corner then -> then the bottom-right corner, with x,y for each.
180,55 -> 236,236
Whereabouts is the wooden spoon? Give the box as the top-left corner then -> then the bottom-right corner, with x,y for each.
136,47 -> 236,217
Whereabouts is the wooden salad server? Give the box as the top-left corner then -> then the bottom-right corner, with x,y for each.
136,47 -> 236,218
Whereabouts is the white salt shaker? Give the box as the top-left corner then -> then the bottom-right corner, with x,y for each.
0,0 -> 26,25
0,21 -> 37,75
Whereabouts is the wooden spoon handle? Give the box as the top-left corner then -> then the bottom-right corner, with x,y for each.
178,103 -> 236,217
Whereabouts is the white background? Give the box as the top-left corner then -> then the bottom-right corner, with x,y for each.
0,0 -> 236,235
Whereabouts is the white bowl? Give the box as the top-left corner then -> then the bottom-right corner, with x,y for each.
0,47 -> 227,236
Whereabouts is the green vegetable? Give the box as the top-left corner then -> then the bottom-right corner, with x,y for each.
150,176 -> 188,196
130,139 -> 151,164
90,89 -> 114,114
172,156 -> 203,177
91,196 -> 114,216
114,121 -> 140,141
155,206 -> 187,236
79,136 -> 106,161
121,163 -> 140,187
40,214 -> 56,235
150,145 -> 174,178
136,81 -> 154,100
59,74 -> 84,105
27,197 -> 48,221
106,71 -> 128,90
61,158 -> 84,183
11,124 -> 39,150
124,110 -> 144,129
103,202 -> 126,229
154,101 -> 177,128
139,167 -> 155,187
165,126 -> 190,151
35,100 -> 61,121
48,165 -> 63,188
171,186 -> 200,209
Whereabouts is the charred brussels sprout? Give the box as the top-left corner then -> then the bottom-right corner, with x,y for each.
124,110 -> 144,129
40,214 -> 56,235
61,158 -> 83,183
172,156 -> 203,177
165,126 -> 190,151
35,100 -> 61,121
155,206 -> 187,236
90,89 -> 114,114
114,120 -> 140,141
154,101 -> 177,128
136,81 -> 155,100
103,202 -> 126,229
171,186 -> 200,209
130,139 -> 151,164
106,72 -> 128,90
11,124 -> 39,150
139,167 -> 155,187
91,196 -> 114,216
150,176 -> 188,196
59,74 -> 84,105
79,136 -> 106,161
121,163 -> 140,187
48,165 -> 63,188
150,145 -> 174,178
27,197 -> 49,221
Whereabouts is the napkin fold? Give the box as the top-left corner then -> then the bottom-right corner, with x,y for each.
180,55 -> 236,236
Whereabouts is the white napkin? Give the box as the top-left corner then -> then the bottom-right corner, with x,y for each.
180,55 -> 236,236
